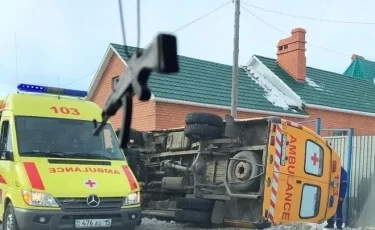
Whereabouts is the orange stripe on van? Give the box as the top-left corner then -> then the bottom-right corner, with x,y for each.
23,162 -> 45,190
122,165 -> 138,191
0,175 -> 6,184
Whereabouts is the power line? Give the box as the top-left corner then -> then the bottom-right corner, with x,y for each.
62,71 -> 96,87
242,1 -> 375,25
240,4 -> 349,57
62,2 -> 231,87
172,1 -> 231,34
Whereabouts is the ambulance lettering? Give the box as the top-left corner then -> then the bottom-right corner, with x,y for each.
49,167 -> 121,174
282,134 -> 297,220
287,135 -> 297,174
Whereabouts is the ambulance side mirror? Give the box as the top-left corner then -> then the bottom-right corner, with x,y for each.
1,151 -> 13,161
0,143 -> 13,161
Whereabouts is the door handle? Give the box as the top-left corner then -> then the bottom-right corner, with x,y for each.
296,180 -> 302,184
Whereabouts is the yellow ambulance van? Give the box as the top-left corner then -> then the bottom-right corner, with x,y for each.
0,83 -> 141,230
135,113 -> 343,228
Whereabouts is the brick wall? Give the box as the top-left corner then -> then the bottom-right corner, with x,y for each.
154,102 -> 375,136
90,53 -> 156,131
90,52 -> 375,136
304,107 -> 374,136
154,102 -> 299,129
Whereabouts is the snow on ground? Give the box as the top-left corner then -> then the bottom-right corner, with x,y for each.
137,218 -> 365,230
246,68 -> 296,111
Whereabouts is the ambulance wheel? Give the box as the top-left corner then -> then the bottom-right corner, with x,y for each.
175,209 -> 212,225
176,198 -> 215,212
184,124 -> 222,140
131,159 -> 146,182
4,202 -> 19,230
185,112 -> 224,128
227,151 -> 262,192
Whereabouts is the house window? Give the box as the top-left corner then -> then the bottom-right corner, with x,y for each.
332,131 -> 348,136
300,184 -> 321,218
304,140 -> 324,176
112,76 -> 120,89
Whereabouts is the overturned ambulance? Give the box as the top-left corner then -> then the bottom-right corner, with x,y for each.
121,112 -> 343,228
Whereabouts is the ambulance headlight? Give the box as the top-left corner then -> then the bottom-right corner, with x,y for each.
22,190 -> 59,207
123,192 -> 140,205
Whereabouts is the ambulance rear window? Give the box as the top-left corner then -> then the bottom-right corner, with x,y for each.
304,140 -> 324,177
300,184 -> 321,218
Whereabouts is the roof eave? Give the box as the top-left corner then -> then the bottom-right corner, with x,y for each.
307,104 -> 375,118
86,44 -> 128,100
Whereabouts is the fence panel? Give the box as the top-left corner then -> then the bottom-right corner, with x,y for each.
324,135 -> 375,225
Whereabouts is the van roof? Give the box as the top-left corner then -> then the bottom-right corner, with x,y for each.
1,93 -> 104,122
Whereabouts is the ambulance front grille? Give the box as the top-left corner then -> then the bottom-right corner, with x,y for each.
56,197 -> 124,209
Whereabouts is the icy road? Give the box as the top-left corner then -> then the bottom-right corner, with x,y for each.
0,217 -> 367,229
137,218 -> 366,230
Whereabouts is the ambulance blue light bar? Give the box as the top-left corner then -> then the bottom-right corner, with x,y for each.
17,83 -> 88,97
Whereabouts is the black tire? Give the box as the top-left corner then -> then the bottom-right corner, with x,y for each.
184,124 -> 222,140
131,159 -> 146,182
3,202 -> 19,230
136,218 -> 142,226
175,209 -> 211,224
227,151 -> 262,192
185,112 -> 224,128
176,198 -> 214,212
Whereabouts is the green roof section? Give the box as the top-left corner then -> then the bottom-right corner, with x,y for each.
256,55 -> 375,114
110,43 -> 306,115
343,55 -> 375,81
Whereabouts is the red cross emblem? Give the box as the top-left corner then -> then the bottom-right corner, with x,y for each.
85,179 -> 97,188
311,153 -> 320,166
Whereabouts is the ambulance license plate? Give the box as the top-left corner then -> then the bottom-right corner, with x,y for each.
75,219 -> 112,228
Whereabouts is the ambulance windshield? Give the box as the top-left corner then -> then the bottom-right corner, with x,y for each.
14,116 -> 124,160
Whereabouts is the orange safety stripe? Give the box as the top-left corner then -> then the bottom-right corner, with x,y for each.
23,162 -> 45,190
121,165 -> 138,191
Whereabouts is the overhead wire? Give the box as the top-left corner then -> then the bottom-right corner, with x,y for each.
242,1 -> 375,25
172,1 -> 231,34
66,1 -> 372,86
62,71 -> 97,87
136,0 -> 141,56
118,0 -> 131,59
64,1 -> 230,87
240,4 -> 350,57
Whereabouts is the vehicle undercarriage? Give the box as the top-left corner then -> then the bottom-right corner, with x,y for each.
120,113 -> 275,228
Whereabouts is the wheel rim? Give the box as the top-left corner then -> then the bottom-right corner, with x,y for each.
234,161 -> 252,181
6,211 -> 14,230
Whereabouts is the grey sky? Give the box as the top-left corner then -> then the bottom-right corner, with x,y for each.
1,0 -> 374,98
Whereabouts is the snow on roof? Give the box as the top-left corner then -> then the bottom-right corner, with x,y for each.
305,77 -> 324,91
244,65 -> 301,111
244,56 -> 305,112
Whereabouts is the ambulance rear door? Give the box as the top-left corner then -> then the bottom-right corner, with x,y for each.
272,122 -> 330,224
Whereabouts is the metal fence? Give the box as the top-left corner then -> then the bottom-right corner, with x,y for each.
325,135 -> 375,225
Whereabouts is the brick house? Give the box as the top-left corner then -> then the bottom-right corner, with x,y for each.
86,27 -> 375,136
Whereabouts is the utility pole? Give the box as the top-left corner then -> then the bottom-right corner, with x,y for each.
231,0 -> 240,118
